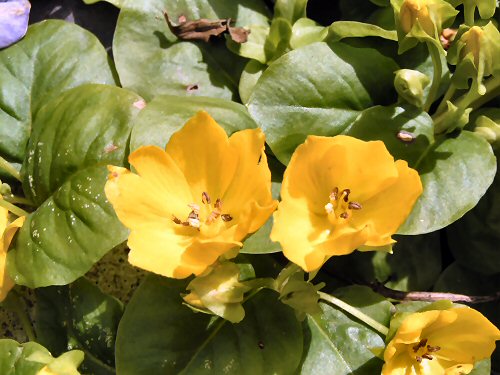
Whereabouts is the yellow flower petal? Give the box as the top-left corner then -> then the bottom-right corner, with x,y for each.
165,111 -> 238,200
0,216 -> 25,302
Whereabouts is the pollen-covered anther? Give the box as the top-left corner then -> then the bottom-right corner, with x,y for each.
413,338 -> 428,352
325,203 -> 334,214
187,210 -> 201,229
188,203 -> 200,214
427,345 -> 441,352
329,187 -> 339,201
221,214 -> 233,222
340,212 -> 349,219
348,201 -> 362,210
341,189 -> 350,202
422,353 -> 434,360
202,191 -> 211,204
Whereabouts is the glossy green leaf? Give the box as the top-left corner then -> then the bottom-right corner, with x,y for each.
0,20 -> 115,165
35,278 -> 123,375
399,131 -> 497,234
130,95 -> 257,151
327,21 -> 397,42
8,84 -> 143,287
226,25 -> 269,64
248,41 -> 399,164
326,232 -> 441,291
290,18 -> 328,50
344,105 -> 434,167
274,0 -> 308,23
115,275 -> 303,374
0,339 -> 83,375
300,286 -> 390,374
264,17 -> 293,62
113,0 -> 270,101
434,262 -> 500,371
239,60 -> 266,104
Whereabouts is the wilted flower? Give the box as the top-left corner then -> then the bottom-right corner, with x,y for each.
0,0 -> 31,49
271,135 -> 422,273
383,307 -> 500,374
105,112 -> 277,279
0,202 -> 25,302
183,262 -> 251,323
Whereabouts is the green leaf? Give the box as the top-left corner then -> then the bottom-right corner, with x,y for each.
446,156 -> 500,275
8,84 -> 143,287
35,278 -> 123,375
326,232 -> 441,291
238,60 -> 266,104
327,21 -> 397,42
274,0 -> 308,24
264,17 -> 293,62
226,25 -> 269,64
0,20 -> 115,165
130,95 -> 258,150
290,18 -> 329,50
83,0 -> 122,7
0,339 -> 83,375
344,105 -> 434,167
115,275 -> 303,374
241,182 -> 281,254
113,0 -> 270,101
399,131 -> 497,234
300,286 -> 389,374
248,41 -> 399,164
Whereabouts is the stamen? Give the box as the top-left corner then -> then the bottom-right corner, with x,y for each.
415,356 -> 422,363
340,212 -> 349,219
221,214 -> 233,222
329,187 -> 339,201
202,191 -> 211,204
188,217 -> 200,228
325,203 -> 334,214
206,209 -> 221,225
426,345 -> 441,352
348,201 -> 362,210
341,189 -> 351,202
422,354 -> 433,360
413,339 -> 428,352
215,198 -> 222,210
172,215 -> 182,225
188,203 -> 200,213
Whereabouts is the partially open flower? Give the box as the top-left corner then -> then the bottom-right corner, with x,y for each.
105,112 -> 277,279
383,307 -> 500,374
271,135 -> 422,273
0,201 -> 25,302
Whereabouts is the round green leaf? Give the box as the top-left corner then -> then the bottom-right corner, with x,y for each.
344,105 -> 434,167
0,20 -> 115,165
130,95 -> 258,151
247,41 -> 399,164
8,84 -> 143,287
113,0 -> 270,101
300,286 -> 389,374
115,275 -> 303,374
398,131 -> 497,234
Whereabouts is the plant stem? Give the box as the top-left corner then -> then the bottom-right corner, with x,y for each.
0,199 -> 29,217
4,195 -> 35,207
0,156 -> 21,182
424,41 -> 442,112
434,84 -> 456,116
9,291 -> 36,342
318,291 -> 389,337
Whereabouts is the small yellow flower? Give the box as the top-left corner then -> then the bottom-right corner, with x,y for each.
271,135 -> 422,272
105,111 -> 277,279
383,307 -> 500,375
400,0 -> 435,35
0,201 -> 25,302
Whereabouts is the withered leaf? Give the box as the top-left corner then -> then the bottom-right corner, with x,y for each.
164,12 -> 249,43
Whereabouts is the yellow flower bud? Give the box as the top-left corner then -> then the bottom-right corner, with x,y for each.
400,0 -> 434,35
460,26 -> 483,67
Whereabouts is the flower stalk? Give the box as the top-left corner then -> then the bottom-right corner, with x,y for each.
0,198 -> 29,218
0,156 -> 21,182
424,41 -> 443,112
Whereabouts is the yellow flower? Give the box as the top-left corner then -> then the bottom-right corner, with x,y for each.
0,202 -> 25,302
105,112 -> 277,279
400,0 -> 435,35
383,307 -> 500,375
270,135 -> 422,272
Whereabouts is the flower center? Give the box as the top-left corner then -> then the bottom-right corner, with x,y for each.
172,191 -> 233,230
410,338 -> 441,363
324,187 -> 362,220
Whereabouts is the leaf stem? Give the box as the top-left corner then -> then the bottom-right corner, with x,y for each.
9,290 -> 36,342
0,156 -> 21,182
318,291 -> 389,337
424,41 -> 443,112
434,84 -> 456,116
4,195 -> 35,207
0,199 -> 29,217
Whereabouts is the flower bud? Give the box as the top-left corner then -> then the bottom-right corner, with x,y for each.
399,0 -> 434,35
474,115 -> 500,149
183,262 -> 251,323
394,69 -> 431,108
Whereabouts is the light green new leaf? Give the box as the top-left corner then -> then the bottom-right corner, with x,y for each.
0,340 -> 83,375
8,84 -> 143,287
399,131 -> 496,234
274,0 -> 308,23
248,41 -> 399,164
327,21 -> 397,42
130,95 -> 257,151
113,0 -> 270,101
0,20 -> 115,166
115,276 -> 303,374
300,286 -> 390,374
83,0 -> 122,7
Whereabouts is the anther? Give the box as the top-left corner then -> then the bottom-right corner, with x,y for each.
348,202 -> 362,210
172,215 -> 182,225
206,209 -> 221,225
215,198 -> 222,210
329,187 -> 339,201
221,214 -> 233,222
426,345 -> 441,352
413,339 -> 428,352
325,203 -> 334,214
341,189 -> 351,202
422,354 -> 433,360
416,356 -> 422,363
340,212 -> 349,219
202,192 -> 211,204
188,203 -> 200,214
